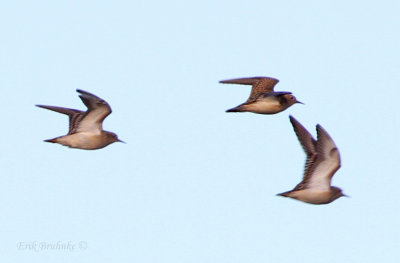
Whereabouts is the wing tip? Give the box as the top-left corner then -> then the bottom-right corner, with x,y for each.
289,115 -> 299,126
316,124 -> 329,138
219,76 -> 272,84
76,89 -> 97,98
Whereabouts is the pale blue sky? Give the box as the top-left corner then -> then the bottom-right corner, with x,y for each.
1,0 -> 400,262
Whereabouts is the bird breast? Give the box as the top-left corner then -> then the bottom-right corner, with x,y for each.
245,98 -> 283,114
287,189 -> 334,204
57,132 -> 108,150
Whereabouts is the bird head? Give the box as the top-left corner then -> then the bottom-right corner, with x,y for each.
331,186 -> 348,202
105,132 -> 125,144
283,94 -> 304,105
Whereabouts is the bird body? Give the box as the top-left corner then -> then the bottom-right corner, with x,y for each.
220,77 -> 302,114
45,131 -> 119,150
277,116 -> 346,205
36,90 -> 123,150
227,94 -> 291,114
278,187 -> 343,205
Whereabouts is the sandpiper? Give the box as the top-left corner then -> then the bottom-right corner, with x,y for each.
36,89 -> 124,150
277,116 -> 347,204
219,76 -> 302,114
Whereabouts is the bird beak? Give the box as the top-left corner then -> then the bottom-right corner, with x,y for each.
296,100 -> 304,105
342,194 -> 350,198
118,139 -> 126,144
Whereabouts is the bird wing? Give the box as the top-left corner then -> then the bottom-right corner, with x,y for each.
303,124 -> 341,191
289,116 -> 319,191
74,89 -> 112,134
219,77 -> 279,101
36,105 -> 85,134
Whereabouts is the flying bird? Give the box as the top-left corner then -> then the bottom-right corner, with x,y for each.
36,90 -> 124,150
219,76 -> 303,114
277,116 -> 347,204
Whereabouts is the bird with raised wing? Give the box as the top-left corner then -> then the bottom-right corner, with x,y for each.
36,90 -> 124,150
219,76 -> 303,114
277,116 -> 347,204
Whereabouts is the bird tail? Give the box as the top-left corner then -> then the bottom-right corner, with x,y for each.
226,105 -> 245,112
276,191 -> 290,197
44,138 -> 58,143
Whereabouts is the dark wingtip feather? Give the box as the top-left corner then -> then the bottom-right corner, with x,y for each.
289,115 -> 299,127
36,104 -> 53,110
316,124 -> 329,139
76,89 -> 96,97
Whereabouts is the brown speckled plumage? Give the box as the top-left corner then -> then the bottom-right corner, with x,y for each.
277,116 -> 347,205
36,90 -> 124,150
220,76 -> 302,114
